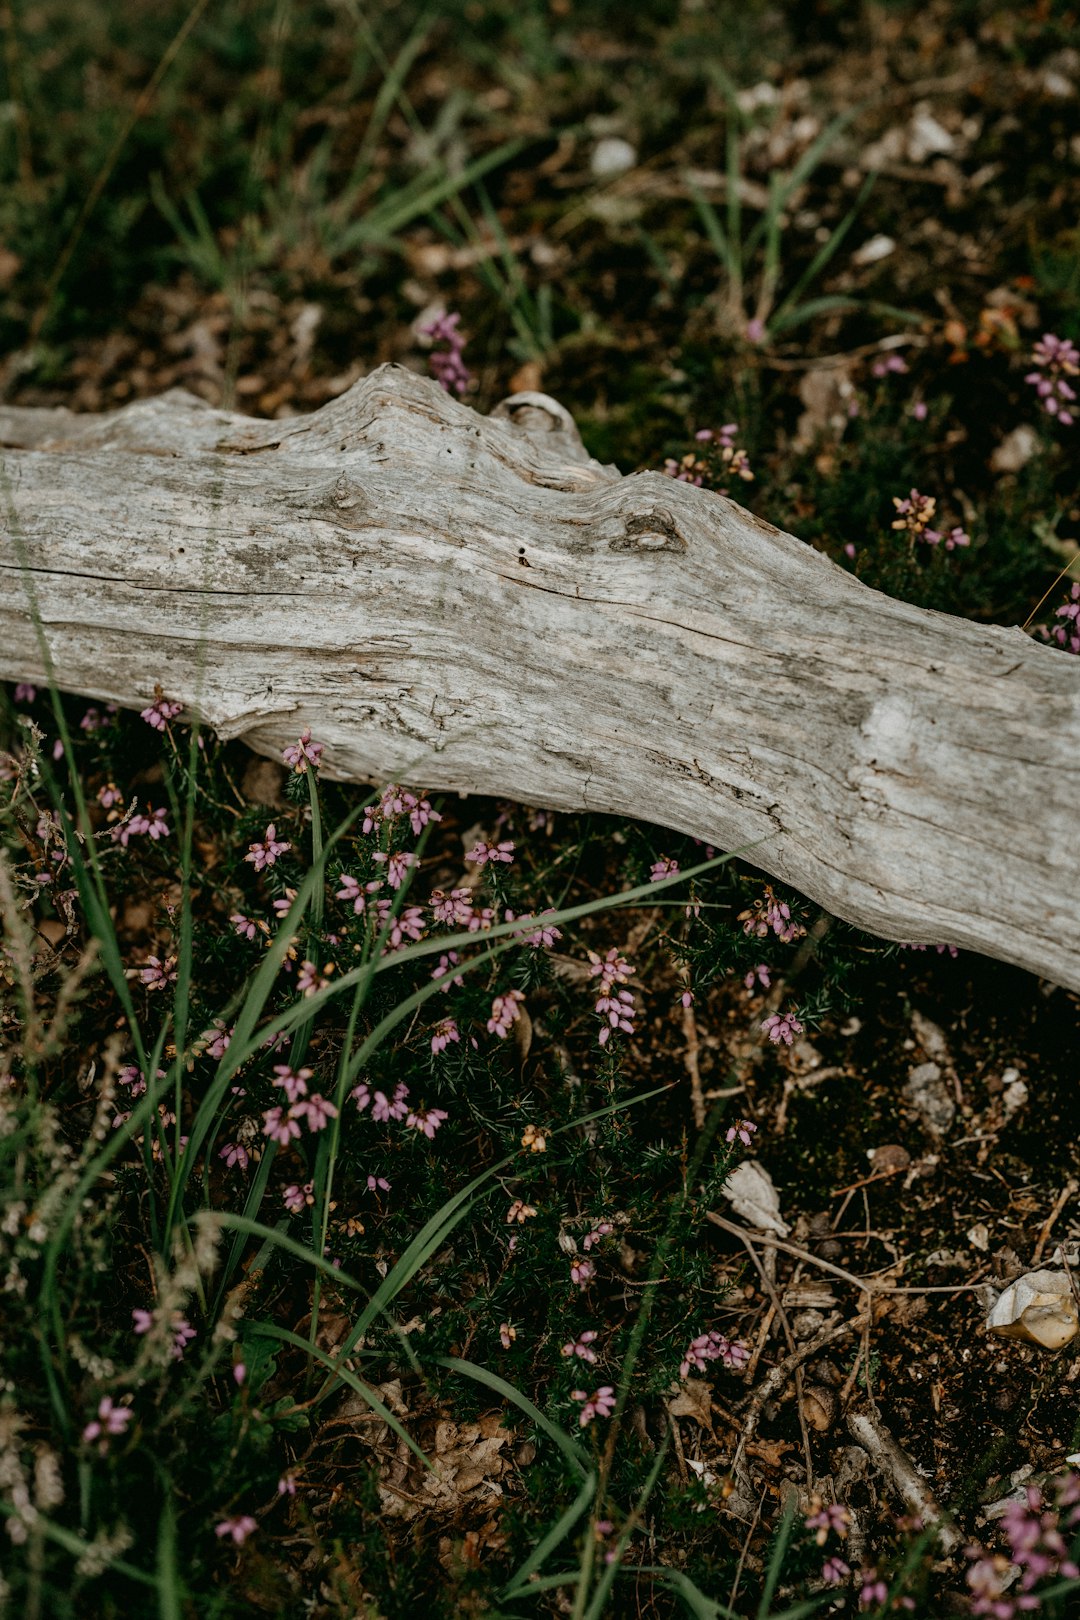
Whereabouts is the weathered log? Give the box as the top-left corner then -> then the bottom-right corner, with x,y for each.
0,364 -> 1076,986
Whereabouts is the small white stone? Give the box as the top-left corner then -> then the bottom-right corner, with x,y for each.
907,108 -> 955,162
852,234 -> 896,267
990,424 -> 1040,474
590,137 -> 637,178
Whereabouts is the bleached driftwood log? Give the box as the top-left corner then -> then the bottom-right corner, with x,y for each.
0,364 -> 1077,986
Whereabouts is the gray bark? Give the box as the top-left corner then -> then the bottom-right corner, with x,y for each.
1,364 -> 1076,986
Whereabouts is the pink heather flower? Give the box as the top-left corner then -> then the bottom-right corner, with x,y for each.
806,1502 -> 851,1543
171,1317 -> 196,1360
911,399 -> 928,421
679,1330 -> 749,1378
231,912 -> 257,941
118,1064 -> 148,1097
272,1064 -> 312,1104
219,1141 -> 250,1170
891,488 -> 942,543
145,807 -> 171,840
431,1018 -> 460,1055
336,873 -> 382,914
375,901 -> 426,950
745,316 -> 766,344
350,1082 -> 371,1112
281,727 -> 323,775
466,838 -> 515,866
518,911 -> 562,948
366,1173 -> 391,1193
138,954 -> 177,991
499,1322 -> 516,1350
571,1386 -> 615,1427
822,1556 -> 851,1585
404,792 -> 440,836
420,311 -> 472,395
664,453 -> 704,486
1045,580 -> 1080,655
650,856 -> 680,882
82,1396 -> 132,1446
141,695 -> 183,731
679,988 -> 694,1008
744,964 -> 771,991
278,1473 -> 297,1497
570,1258 -> 596,1289
215,1515 -> 257,1545
372,1082 -> 410,1123
761,1009 -> 804,1046
588,946 -> 632,992
871,353 -> 908,378
583,1222 -> 613,1251
405,1105 -> 448,1138
296,959 -> 335,997
488,990 -> 526,1038
595,987 -> 636,1046
272,887 -> 299,920
858,1571 -> 888,1608
283,1181 -> 314,1214
233,1362 -> 246,1385
725,1118 -> 758,1147
740,889 -> 801,943
13,683 -> 36,702
245,823 -> 290,872
97,782 -> 123,808
933,524 -> 971,551
562,1330 -> 599,1363
506,1199 -> 537,1223
262,1106 -> 302,1147
1026,332 -> 1079,425
431,888 -> 474,926
371,849 -> 417,890
293,1093 -> 338,1132
132,1308 -> 154,1334
431,950 -> 464,989
112,806 -> 169,845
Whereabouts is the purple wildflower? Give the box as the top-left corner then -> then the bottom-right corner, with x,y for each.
431,1018 -> 460,1055
405,1105 -> 448,1138
562,1330 -> 599,1363
679,1330 -> 749,1378
141,694 -> 183,731
725,1118 -> 758,1147
571,1386 -> 615,1426
420,311 -> 472,396
215,1515 -> 257,1544
1025,333 -> 1079,425
82,1396 -> 132,1447
761,1009 -> 804,1046
281,727 -> 323,775
488,990 -> 525,1038
466,838 -> 515,867
245,823 -> 290,872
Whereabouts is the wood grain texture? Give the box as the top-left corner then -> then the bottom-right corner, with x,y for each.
1,364 -> 1077,986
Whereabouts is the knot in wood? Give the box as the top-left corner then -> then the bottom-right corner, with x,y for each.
609,507 -> 687,554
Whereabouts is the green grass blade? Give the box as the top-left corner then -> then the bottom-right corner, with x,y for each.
770,170 -> 876,329
248,1321 -> 434,1472
501,1471 -> 597,1599
757,1497 -> 798,1618
433,1356 -> 589,1476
